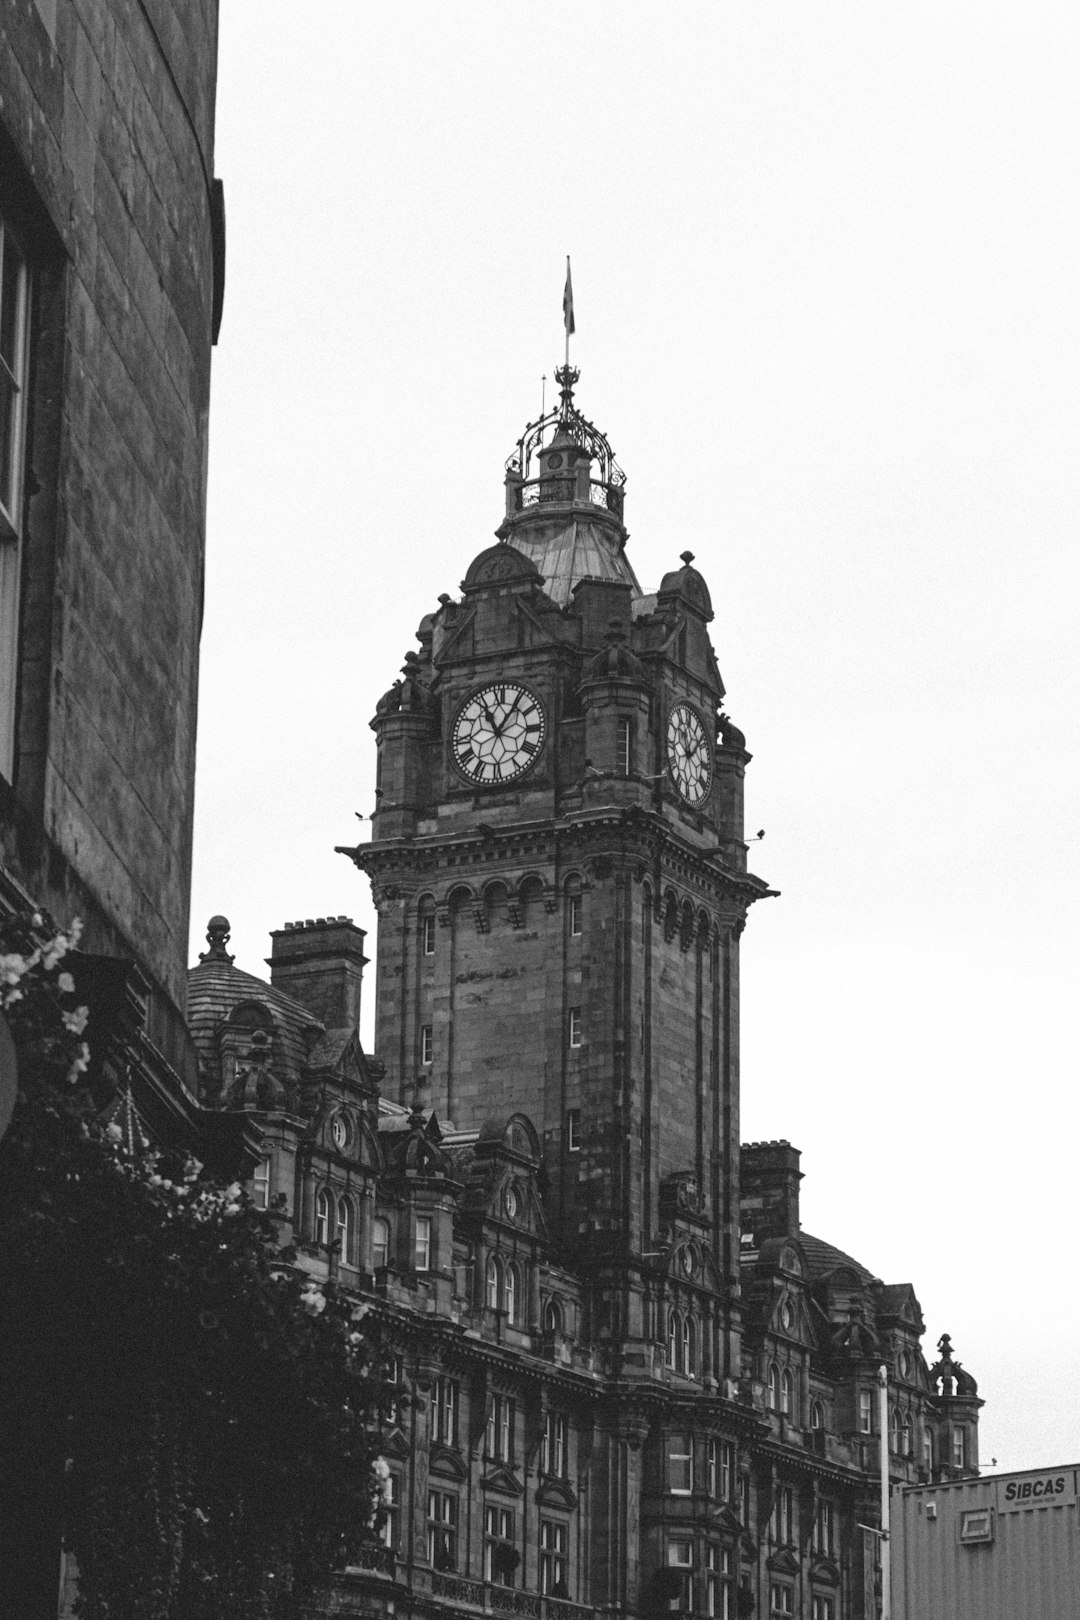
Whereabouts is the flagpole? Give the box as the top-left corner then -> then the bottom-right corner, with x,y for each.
564,255 -> 571,370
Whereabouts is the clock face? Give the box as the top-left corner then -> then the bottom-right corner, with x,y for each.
452,682 -> 546,786
666,702 -> 712,805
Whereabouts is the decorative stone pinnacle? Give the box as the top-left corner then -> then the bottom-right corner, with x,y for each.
200,915 -> 235,964
680,550 -> 695,566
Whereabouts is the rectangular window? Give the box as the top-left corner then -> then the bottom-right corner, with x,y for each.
770,1585 -> 794,1618
668,1434 -> 693,1495
543,1411 -> 568,1478
428,1489 -> 458,1571
484,1505 -> 516,1586
421,1024 -> 434,1064
739,1473 -> 751,1527
814,1501 -> 834,1557
415,1215 -> 432,1272
540,1519 -> 568,1596
667,1538 -> 693,1610
706,1544 -> 732,1620
422,914 -> 436,955
812,1597 -> 835,1620
380,1472 -> 401,1552
433,1376 -> 457,1445
568,1007 -> 582,1048
858,1390 -> 873,1434
388,1355 -> 407,1427
0,213 -> 31,782
952,1425 -> 965,1468
252,1155 -> 271,1210
566,1109 -> 580,1152
720,1442 -> 735,1502
372,1216 -> 390,1270
486,1394 -> 514,1463
707,1438 -> 718,1497
618,716 -> 632,775
771,1486 -> 793,1545
569,893 -> 582,936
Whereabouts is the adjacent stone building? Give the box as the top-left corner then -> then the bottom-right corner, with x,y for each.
0,0 -> 234,1148
194,368 -> 982,1620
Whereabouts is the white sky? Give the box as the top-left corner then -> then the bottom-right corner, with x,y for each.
193,2 -> 1080,1474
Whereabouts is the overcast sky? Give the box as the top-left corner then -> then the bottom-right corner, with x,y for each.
192,2 -> 1080,1474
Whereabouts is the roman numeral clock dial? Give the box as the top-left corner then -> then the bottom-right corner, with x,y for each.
666,701 -> 713,805
452,682 -> 546,786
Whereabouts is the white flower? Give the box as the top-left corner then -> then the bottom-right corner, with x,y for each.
2,988 -> 23,1007
105,1123 -> 123,1143
299,1286 -> 327,1316
373,1456 -> 391,1481
350,1301 -> 370,1322
183,1156 -> 203,1182
66,1043 -> 90,1084
0,952 -> 32,986
57,972 -> 75,994
62,1006 -> 89,1035
224,1182 -> 242,1202
41,937 -> 68,970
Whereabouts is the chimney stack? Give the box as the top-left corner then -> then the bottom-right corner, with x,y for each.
268,916 -> 368,1031
740,1140 -> 802,1240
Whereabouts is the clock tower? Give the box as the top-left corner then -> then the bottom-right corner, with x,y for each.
341,363 -> 772,1374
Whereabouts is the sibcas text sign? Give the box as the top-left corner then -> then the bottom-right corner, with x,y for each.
996,1472 -> 1077,1512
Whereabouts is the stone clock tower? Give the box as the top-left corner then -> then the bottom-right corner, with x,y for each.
342,364 -> 772,1378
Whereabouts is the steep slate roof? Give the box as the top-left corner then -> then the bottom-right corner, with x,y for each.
508,519 -> 642,607
187,956 -> 322,1093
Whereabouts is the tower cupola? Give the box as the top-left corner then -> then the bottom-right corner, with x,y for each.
496,365 -> 642,606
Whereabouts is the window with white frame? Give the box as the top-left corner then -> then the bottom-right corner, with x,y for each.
503,1260 -> 519,1323
781,1367 -> 795,1417
414,1214 -> 432,1271
336,1195 -> 354,1264
720,1442 -> 735,1501
486,1255 -> 501,1310
771,1486 -> 793,1546
706,1544 -> 732,1620
315,1187 -> 331,1246
952,1425 -> 965,1468
668,1433 -> 693,1495
0,213 -> 30,783
666,1311 -> 679,1370
433,1376 -> 457,1445
770,1583 -> 794,1618
485,1504 -> 516,1586
543,1296 -> 564,1335
767,1364 -> 780,1411
566,1109 -> 580,1151
422,913 -> 436,956
421,1024 -> 434,1064
428,1488 -> 458,1571
486,1393 -> 514,1463
569,892 -> 582,936
707,1438 -> 718,1497
380,1472 -> 401,1552
901,1410 -> 912,1455
922,1427 -> 934,1473
858,1390 -> 873,1433
810,1399 -> 825,1431
568,1007 -> 582,1048
667,1538 -> 693,1610
618,715 -> 632,775
252,1155 -> 271,1210
681,1315 -> 695,1376
372,1216 -> 390,1270
543,1411 -> 568,1478
540,1519 -> 568,1596
811,1596 -> 835,1620
814,1500 -> 835,1557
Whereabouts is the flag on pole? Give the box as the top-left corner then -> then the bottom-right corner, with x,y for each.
563,257 -> 575,336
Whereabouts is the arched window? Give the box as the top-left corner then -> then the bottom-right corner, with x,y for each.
767,1364 -> 780,1411
901,1410 -> 912,1456
667,1311 -> 679,1370
681,1315 -> 695,1376
315,1187 -> 331,1246
486,1256 -> 501,1311
336,1195 -> 353,1264
372,1216 -> 389,1270
891,1405 -> 902,1453
781,1367 -> 795,1417
544,1297 -> 564,1335
810,1399 -> 825,1431
503,1262 -> 519,1324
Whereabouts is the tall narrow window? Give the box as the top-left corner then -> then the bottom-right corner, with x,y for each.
707,1438 -> 718,1497
618,716 -> 632,775
681,1315 -> 695,1376
485,1505 -> 516,1586
569,893 -> 582,936
922,1428 -> 934,1474
428,1489 -> 458,1571
486,1395 -> 514,1463
781,1367 -> 794,1417
952,1425 -> 965,1468
0,215 -> 30,782
719,1442 -> 734,1501
706,1544 -> 732,1620
667,1311 -> 679,1370
566,1109 -> 580,1152
814,1501 -> 834,1557
568,1007 -> 582,1048
421,1024 -> 434,1064
771,1486 -> 793,1545
380,1472 -> 401,1552
810,1399 -> 825,1431
667,1539 -> 693,1610
486,1256 -> 501,1309
767,1364 -> 780,1411
415,1215 -> 432,1271
543,1412 -> 568,1477
503,1261 -> 519,1323
252,1155 -> 271,1210
372,1216 -> 389,1270
540,1520 -> 568,1596
433,1377 -> 458,1445
336,1196 -> 353,1264
422,913 -> 436,955
812,1597 -> 835,1620
668,1434 -> 693,1495
858,1390 -> 873,1433
770,1584 -> 793,1618
315,1187 -> 331,1246
543,1297 -> 564,1335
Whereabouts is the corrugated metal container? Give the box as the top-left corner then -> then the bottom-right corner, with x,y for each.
893,1464 -> 1080,1620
